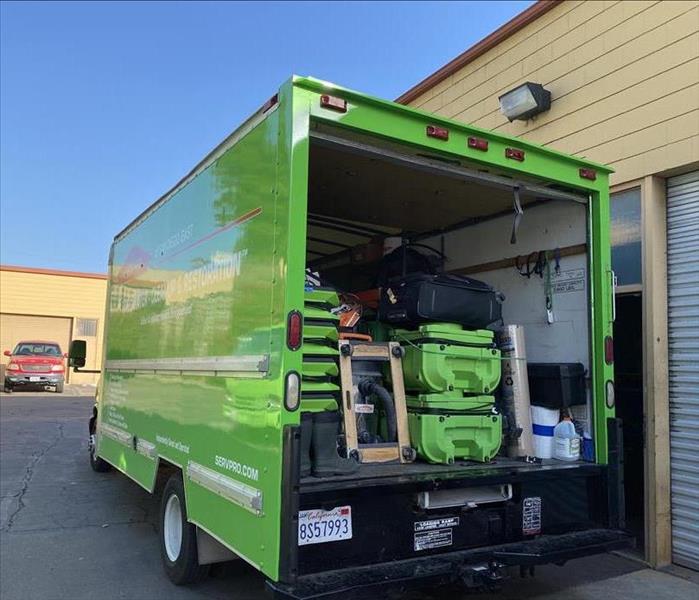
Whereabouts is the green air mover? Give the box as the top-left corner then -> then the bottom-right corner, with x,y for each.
301,288 -> 341,413
391,323 -> 501,394
393,323 -> 504,464
407,410 -> 502,464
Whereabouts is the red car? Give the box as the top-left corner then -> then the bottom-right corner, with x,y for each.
3,340 -> 66,393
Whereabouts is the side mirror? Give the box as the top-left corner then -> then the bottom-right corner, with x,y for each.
69,340 -> 87,368
3,350 -> 11,357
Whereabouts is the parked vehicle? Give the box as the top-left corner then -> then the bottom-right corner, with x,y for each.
71,76 -> 630,598
4,340 -> 65,393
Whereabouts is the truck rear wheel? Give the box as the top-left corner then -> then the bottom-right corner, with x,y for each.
159,472 -> 210,585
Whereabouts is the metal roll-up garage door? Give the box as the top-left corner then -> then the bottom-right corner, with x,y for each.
667,170 -> 699,571
0,314 -> 73,383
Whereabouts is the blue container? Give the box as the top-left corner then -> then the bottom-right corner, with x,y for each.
582,434 -> 595,462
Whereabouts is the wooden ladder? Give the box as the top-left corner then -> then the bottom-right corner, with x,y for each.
338,341 -> 414,464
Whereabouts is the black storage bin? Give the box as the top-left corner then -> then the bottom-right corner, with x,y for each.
528,362 -> 586,408
379,273 -> 503,329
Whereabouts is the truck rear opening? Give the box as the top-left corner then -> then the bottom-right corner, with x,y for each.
277,119 -> 627,587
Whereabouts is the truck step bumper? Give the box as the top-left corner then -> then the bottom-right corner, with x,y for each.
267,528 -> 633,600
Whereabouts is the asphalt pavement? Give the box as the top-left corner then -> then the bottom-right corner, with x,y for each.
1,393 -> 697,600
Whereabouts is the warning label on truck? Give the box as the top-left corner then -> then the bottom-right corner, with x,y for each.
414,528 -> 453,551
522,496 -> 542,535
414,517 -> 459,532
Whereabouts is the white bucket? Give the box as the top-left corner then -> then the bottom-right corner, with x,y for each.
531,406 -> 560,459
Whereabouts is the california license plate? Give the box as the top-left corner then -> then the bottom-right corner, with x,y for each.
29,377 -> 41,382
298,506 -> 352,546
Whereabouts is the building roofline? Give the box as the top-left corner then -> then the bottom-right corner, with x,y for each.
0,264 -> 107,280
396,0 -> 560,105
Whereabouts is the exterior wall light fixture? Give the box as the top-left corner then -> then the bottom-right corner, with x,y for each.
498,82 -> 551,121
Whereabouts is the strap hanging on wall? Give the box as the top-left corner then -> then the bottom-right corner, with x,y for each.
510,186 -> 524,245
513,247 -> 562,325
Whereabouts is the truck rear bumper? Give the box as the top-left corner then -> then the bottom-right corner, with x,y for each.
267,528 -> 632,600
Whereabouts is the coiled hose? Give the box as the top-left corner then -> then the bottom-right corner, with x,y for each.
357,379 -> 397,442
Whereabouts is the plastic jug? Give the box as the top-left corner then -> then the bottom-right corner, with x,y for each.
553,417 -> 580,461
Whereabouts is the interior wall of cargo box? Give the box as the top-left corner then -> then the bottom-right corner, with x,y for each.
422,201 -> 592,426
422,201 -> 590,367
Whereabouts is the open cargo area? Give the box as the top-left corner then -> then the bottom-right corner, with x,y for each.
296,122 -> 593,486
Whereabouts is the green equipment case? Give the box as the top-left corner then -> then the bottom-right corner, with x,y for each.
407,409 -> 502,464
392,324 -> 501,394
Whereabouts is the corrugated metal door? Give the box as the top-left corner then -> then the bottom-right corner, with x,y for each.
0,314 -> 73,382
667,170 -> 699,571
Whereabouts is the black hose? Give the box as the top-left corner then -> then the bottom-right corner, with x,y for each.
358,379 -> 397,442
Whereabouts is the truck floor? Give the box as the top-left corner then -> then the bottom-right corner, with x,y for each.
300,457 -> 598,490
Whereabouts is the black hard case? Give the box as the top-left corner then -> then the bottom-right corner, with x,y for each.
379,273 -> 503,329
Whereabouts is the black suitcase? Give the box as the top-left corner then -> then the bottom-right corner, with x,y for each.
379,273 -> 504,328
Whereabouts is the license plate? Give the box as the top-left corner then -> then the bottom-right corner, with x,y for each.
29,377 -> 41,382
298,506 -> 352,546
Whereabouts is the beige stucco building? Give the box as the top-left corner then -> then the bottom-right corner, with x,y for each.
0,265 -> 107,385
399,0 -> 699,572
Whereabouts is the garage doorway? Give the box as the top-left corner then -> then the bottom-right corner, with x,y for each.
610,186 -> 643,555
0,314 -> 73,383
613,293 -> 644,553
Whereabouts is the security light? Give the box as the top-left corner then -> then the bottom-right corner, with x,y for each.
498,82 -> 551,121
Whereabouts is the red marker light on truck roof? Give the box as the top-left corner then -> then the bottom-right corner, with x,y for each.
320,95 -> 347,113
505,148 -> 525,161
287,311 -> 303,351
426,125 -> 449,141
579,168 -> 597,181
468,137 -> 488,151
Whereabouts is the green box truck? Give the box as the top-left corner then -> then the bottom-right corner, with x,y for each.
74,76 -> 630,597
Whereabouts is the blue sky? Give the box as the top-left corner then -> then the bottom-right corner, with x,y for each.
1,1 -> 532,272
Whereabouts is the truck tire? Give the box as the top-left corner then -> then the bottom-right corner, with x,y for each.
3,381 -> 11,394
89,434 -> 112,473
55,381 -> 64,393
159,472 -> 210,585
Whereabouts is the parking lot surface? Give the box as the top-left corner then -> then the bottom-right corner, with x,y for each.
1,394 -> 697,600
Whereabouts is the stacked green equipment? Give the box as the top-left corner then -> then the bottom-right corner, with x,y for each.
391,323 -> 503,464
301,288 -> 341,412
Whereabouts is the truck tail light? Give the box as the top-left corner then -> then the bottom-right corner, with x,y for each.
320,95 -> 347,113
468,136 -> 488,151
606,380 -> 615,409
284,371 -> 300,411
604,335 -> 614,364
426,125 -> 449,140
286,310 -> 303,351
